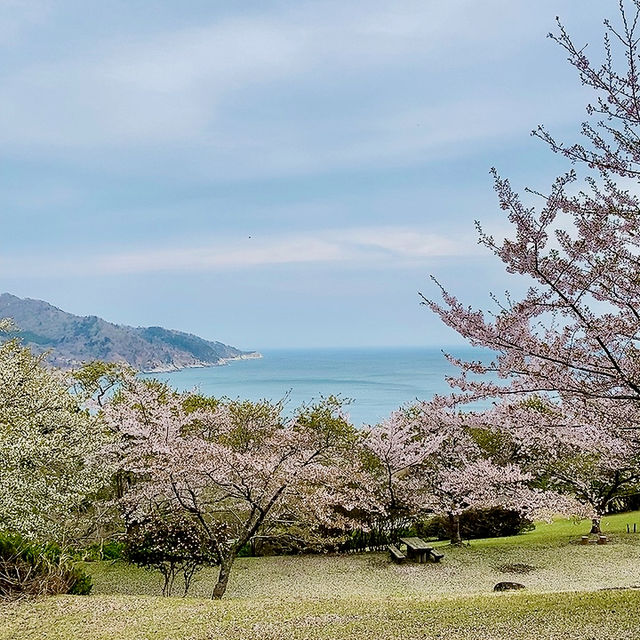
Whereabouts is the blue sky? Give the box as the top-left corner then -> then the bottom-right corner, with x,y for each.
0,0 -> 609,348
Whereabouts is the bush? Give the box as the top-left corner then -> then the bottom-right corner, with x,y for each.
417,508 -> 534,541
337,528 -> 393,553
608,494 -> 640,513
0,533 -> 92,599
125,511 -> 218,596
80,540 -> 126,562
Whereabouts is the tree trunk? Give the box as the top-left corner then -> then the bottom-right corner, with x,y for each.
448,512 -> 462,546
212,554 -> 235,600
590,516 -> 602,534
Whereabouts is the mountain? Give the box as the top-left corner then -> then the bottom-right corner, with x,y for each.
0,293 -> 260,372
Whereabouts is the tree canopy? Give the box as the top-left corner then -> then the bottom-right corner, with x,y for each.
0,321 -> 112,540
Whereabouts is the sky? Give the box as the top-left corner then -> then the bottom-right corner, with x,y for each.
0,0 -> 612,349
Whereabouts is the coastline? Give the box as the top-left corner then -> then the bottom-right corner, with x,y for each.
142,351 -> 262,374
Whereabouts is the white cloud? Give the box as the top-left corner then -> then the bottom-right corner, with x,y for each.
2,226 -> 484,277
0,1 -> 559,151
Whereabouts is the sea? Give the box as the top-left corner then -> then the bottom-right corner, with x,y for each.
144,347 -> 494,427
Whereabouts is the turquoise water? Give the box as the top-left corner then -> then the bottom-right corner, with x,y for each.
144,347 -> 493,427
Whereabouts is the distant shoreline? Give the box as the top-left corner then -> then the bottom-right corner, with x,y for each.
142,351 -> 262,374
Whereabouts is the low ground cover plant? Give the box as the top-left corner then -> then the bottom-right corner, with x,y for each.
0,533 -> 92,599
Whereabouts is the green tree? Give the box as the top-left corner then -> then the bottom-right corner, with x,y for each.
0,320 -> 112,541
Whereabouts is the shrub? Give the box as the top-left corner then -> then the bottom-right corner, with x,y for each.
125,511 -> 218,597
80,540 -> 126,562
0,533 -> 92,599
608,494 -> 640,513
417,507 -> 534,541
338,527 -> 393,553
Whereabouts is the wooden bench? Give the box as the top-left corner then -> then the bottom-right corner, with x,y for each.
399,537 -> 433,563
429,549 -> 445,563
388,544 -> 406,563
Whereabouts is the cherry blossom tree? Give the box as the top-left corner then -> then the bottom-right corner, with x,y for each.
360,406 -> 445,526
104,379 -> 364,599
480,396 -> 640,533
422,1 -> 640,425
0,320 -> 113,541
363,400 -> 551,545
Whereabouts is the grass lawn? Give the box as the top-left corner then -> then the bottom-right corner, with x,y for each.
2,511 -> 640,639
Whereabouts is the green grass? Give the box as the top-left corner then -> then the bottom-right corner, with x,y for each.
3,590 -> 639,640
453,509 -> 640,547
2,512 -> 640,639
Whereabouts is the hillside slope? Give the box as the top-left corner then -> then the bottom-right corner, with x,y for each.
0,293 -> 260,372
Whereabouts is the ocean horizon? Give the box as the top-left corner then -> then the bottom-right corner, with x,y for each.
143,345 -> 493,427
